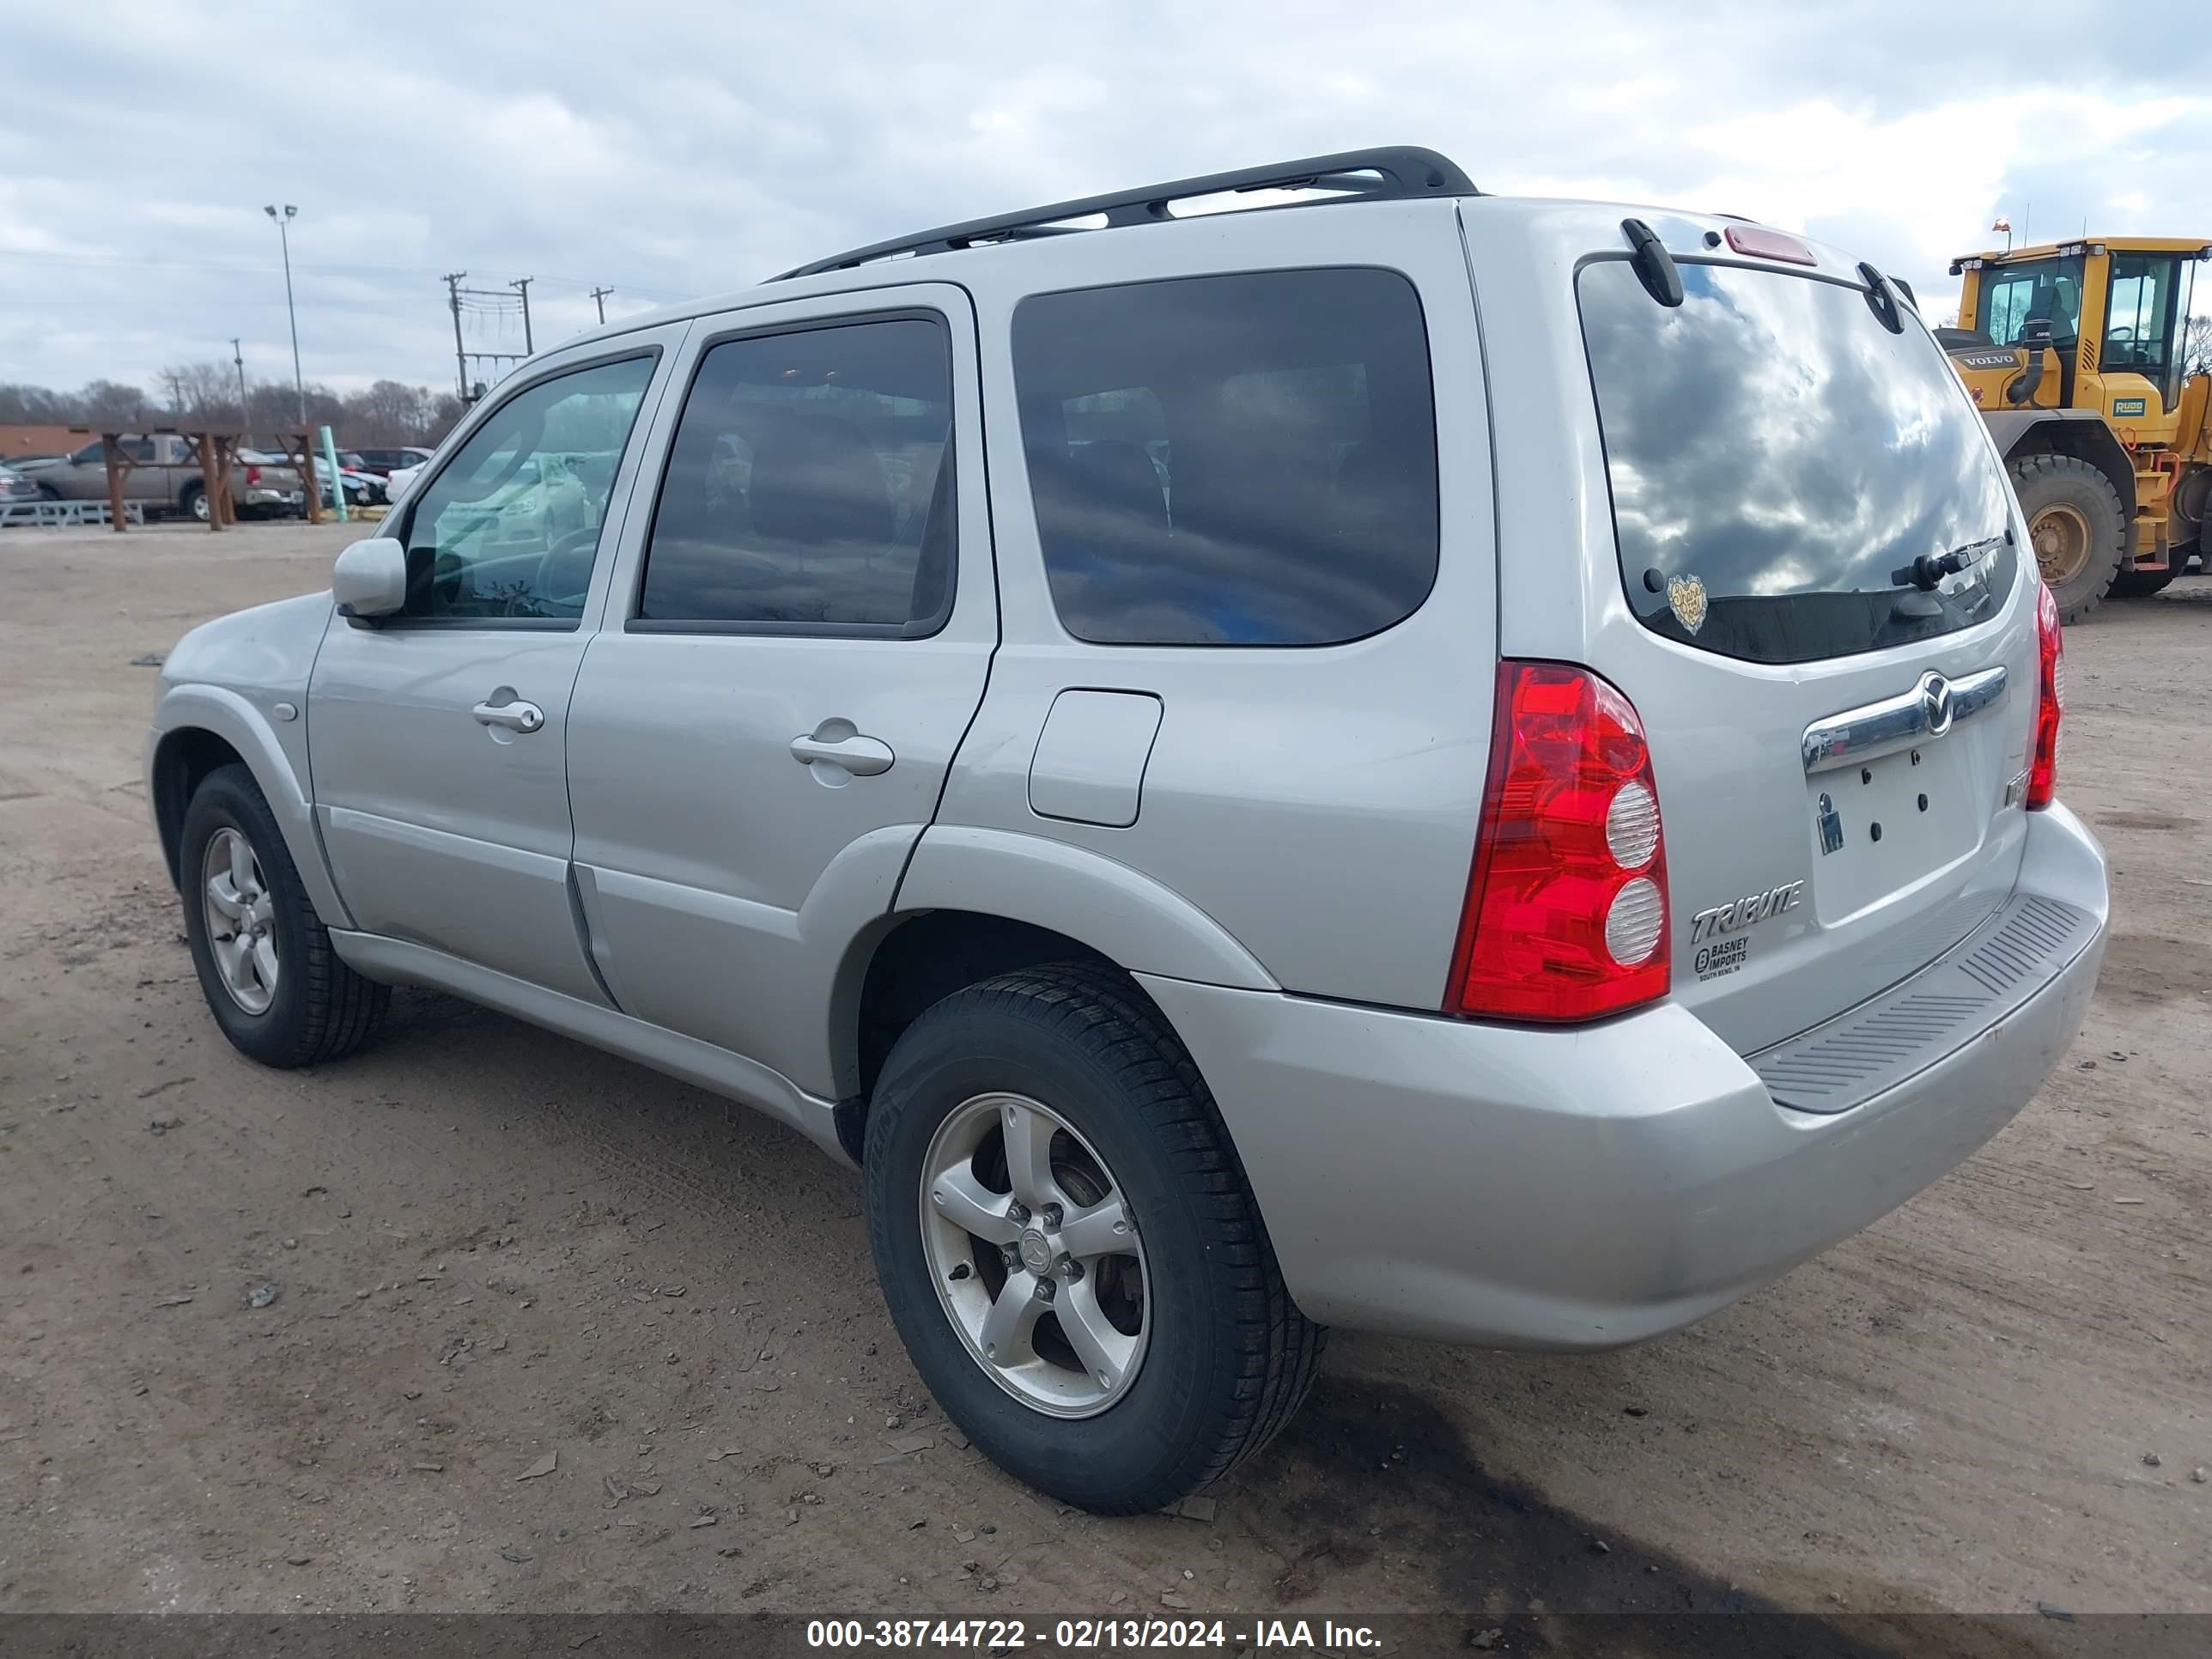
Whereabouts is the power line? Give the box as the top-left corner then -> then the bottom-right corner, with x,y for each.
443,271 -> 531,402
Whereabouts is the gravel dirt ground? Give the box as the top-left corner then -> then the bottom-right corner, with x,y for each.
1,521 -> 2207,1627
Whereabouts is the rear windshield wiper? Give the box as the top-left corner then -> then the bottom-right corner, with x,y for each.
1892,532 -> 2007,593
1887,532 -> 2007,619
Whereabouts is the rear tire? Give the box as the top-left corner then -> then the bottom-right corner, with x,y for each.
2108,565 -> 2177,599
2009,453 -> 2126,622
179,763 -> 387,1068
180,483 -> 207,523
864,963 -> 1324,1514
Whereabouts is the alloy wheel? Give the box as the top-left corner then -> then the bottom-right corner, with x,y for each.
919,1092 -> 1149,1418
201,827 -> 278,1015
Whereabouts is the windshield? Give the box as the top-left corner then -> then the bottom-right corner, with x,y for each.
1578,258 -> 2017,665
1976,254 -> 2085,348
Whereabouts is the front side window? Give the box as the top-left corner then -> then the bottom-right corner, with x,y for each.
1580,258 -> 2016,665
636,317 -> 954,633
1012,269 -> 1438,647
400,356 -> 654,623
1977,255 -> 2083,348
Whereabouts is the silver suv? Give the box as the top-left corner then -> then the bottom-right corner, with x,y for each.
148,149 -> 2108,1513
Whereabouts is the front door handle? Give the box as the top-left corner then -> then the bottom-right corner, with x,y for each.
472,696 -> 545,734
790,720 -> 894,778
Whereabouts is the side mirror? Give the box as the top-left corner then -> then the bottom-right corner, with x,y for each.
2005,319 -> 2054,406
332,537 -> 407,619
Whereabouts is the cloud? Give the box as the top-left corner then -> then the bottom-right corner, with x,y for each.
1,0 -> 2206,395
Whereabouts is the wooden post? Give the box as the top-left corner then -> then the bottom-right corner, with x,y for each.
298,434 -> 323,522
214,439 -> 235,526
100,434 -> 127,533
197,431 -> 225,532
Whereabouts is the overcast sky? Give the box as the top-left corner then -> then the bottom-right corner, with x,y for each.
4,2 -> 2209,400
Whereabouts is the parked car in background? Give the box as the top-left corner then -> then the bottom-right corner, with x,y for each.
0,465 -> 39,507
34,436 -> 304,520
380,460 -> 427,501
349,446 -> 434,477
306,454 -> 388,507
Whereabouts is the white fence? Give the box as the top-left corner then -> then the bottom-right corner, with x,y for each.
0,499 -> 148,528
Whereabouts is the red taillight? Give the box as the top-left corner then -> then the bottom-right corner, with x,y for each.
1448,661 -> 1670,1022
2027,580 -> 2063,810
246,465 -> 263,486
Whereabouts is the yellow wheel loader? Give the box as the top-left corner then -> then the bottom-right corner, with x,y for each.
1942,237 -> 2212,620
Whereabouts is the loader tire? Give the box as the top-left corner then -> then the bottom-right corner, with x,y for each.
2010,453 -> 2125,623
2108,566 -> 2176,599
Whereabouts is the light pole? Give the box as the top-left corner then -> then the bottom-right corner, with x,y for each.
263,204 -> 304,429
231,337 -> 247,429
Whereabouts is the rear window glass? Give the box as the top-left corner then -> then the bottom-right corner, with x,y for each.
1012,269 -> 1438,646
1578,259 -> 2017,665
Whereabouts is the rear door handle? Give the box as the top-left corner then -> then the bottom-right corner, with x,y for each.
790,722 -> 894,778
472,696 -> 545,734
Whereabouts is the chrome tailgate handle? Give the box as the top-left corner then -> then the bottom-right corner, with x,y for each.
1802,666 -> 2005,775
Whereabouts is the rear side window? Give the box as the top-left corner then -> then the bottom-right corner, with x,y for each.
636,317 -> 954,635
1579,259 -> 2017,665
1012,269 -> 1437,646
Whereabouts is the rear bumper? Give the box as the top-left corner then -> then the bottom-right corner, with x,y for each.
1138,801 -> 2107,1351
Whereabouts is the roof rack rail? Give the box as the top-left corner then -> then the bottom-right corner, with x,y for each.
770,145 -> 1476,282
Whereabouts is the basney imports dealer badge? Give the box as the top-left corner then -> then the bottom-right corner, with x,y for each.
1666,573 -> 1708,635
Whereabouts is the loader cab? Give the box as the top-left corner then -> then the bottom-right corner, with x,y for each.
1955,238 -> 2209,423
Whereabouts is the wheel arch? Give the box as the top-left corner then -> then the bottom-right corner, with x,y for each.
149,687 -> 353,927
830,826 -> 1280,1161
1987,410 -> 2138,528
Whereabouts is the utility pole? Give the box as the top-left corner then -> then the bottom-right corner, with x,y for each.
231,337 -> 248,428
590,285 -> 612,325
444,271 -> 470,401
163,369 -> 185,414
441,273 -> 529,402
263,204 -> 304,428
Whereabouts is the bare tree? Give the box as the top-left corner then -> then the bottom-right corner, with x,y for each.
77,380 -> 155,426
425,392 -> 468,445
348,380 -> 433,445
0,384 -> 76,423
2185,314 -> 2212,380
3,373 -> 462,446
160,362 -> 244,423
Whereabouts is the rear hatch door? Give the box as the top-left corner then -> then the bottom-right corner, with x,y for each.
1571,248 -> 2040,1055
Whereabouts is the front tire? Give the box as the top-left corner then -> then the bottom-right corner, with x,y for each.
2010,452 -> 2126,622
179,763 -> 387,1067
864,963 -> 1323,1514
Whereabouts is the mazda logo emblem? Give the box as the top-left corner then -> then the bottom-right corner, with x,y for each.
1920,672 -> 1954,737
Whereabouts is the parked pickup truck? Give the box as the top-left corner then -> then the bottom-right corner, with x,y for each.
24,435 -> 305,521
